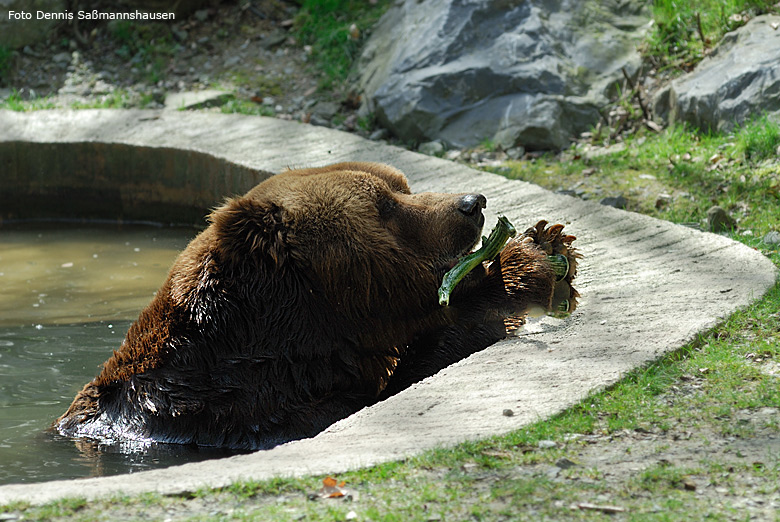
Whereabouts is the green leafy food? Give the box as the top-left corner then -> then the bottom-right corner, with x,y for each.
438,216 -> 517,306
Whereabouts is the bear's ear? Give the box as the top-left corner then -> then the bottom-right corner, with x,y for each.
209,196 -> 286,267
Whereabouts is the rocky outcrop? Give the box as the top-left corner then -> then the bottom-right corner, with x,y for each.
356,0 -> 651,150
653,15 -> 780,133
0,0 -> 66,49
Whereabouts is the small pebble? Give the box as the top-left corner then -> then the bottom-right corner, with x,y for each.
418,141 -> 445,156
763,230 -> 780,245
706,206 -> 736,233
599,195 -> 627,209
555,457 -> 577,469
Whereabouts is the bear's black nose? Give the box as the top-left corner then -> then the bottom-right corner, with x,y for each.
458,194 -> 487,218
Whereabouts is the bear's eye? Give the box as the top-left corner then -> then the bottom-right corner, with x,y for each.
377,198 -> 397,219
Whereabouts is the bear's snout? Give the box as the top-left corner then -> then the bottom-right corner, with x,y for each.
457,194 -> 487,227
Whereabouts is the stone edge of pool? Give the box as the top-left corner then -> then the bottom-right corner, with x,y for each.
0,109 -> 776,505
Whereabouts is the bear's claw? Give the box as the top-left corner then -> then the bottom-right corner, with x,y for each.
521,220 -> 580,313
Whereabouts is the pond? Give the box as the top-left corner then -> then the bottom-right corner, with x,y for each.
0,222 -> 240,485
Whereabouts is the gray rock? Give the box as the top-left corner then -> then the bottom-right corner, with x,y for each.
444,149 -> 463,161
506,146 -> 525,160
369,128 -> 389,141
312,101 -> 339,119
707,206 -> 736,233
763,230 -> 780,245
418,140 -> 445,156
260,30 -> 288,50
90,80 -> 113,95
357,0 -> 650,150
0,0 -> 66,49
600,195 -> 627,209
555,457 -> 578,469
52,52 -> 71,65
309,114 -> 330,127
172,27 -> 188,42
223,56 -> 241,68
164,90 -> 232,111
654,15 -> 780,133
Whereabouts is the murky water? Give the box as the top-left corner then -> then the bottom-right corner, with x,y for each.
0,223 -> 240,485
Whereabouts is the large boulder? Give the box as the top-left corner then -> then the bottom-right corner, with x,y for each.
356,0 -> 651,150
0,0 -> 66,49
653,15 -> 780,133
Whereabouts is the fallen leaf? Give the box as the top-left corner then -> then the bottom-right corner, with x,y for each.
318,476 -> 347,498
349,23 -> 360,40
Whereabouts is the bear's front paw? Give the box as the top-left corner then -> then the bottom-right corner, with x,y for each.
517,220 -> 580,314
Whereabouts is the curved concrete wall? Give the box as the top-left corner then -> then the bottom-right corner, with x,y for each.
0,141 -> 270,224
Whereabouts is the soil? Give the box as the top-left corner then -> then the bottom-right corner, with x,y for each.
2,1 -> 333,130
1,3 -> 778,519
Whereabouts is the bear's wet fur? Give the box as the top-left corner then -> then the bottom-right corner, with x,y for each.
56,162 -> 578,450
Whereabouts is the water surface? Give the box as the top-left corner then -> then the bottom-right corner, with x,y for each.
0,223 -> 238,484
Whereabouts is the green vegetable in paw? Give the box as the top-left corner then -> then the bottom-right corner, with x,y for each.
438,216 -> 517,306
547,254 -> 569,281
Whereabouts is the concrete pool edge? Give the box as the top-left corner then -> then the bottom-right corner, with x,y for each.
0,109 -> 776,504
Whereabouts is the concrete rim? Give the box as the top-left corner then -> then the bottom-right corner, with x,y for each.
0,109 -> 776,504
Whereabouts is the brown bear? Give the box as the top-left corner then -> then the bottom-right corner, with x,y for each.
55,162 -> 579,450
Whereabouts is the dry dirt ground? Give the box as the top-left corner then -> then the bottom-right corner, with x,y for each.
2,3 -> 779,519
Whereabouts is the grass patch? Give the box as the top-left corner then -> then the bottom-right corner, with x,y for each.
499,119 -> 780,235
0,90 -> 56,111
293,0 -> 392,89
219,98 -> 276,117
67,89 -> 138,109
736,114 -> 780,163
645,0 -> 778,72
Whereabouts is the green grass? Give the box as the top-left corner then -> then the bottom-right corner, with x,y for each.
67,89 -> 140,109
498,119 -> 780,235
219,98 -> 276,117
736,114 -> 780,163
293,0 -> 392,89
0,90 -> 56,111
646,0 -> 777,72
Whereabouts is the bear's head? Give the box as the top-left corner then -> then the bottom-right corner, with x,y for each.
210,162 -> 486,328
